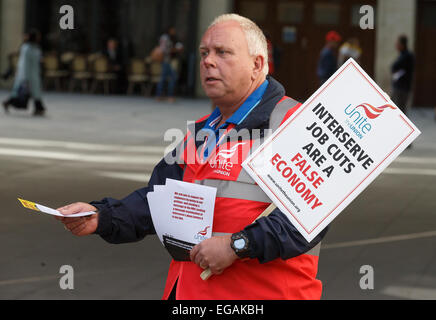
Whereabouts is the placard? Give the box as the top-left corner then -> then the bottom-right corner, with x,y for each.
243,58 -> 420,242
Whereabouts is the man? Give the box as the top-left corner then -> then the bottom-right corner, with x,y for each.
56,14 -> 327,300
317,31 -> 342,85
391,35 -> 414,116
103,38 -> 126,93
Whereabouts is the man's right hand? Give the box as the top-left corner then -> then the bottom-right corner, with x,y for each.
55,202 -> 99,236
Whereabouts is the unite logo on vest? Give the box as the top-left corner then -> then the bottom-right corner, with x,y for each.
209,142 -> 247,178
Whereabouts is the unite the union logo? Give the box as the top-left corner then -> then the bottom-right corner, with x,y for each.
194,226 -> 210,242
209,142 -> 246,176
197,226 -> 210,236
215,142 -> 246,159
355,103 -> 396,119
344,102 -> 396,139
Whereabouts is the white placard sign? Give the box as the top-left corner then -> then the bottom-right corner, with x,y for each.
242,58 -> 420,242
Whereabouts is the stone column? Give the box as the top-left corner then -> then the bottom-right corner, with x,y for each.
0,0 -> 26,88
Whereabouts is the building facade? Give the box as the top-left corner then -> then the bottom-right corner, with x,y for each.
0,0 -> 434,106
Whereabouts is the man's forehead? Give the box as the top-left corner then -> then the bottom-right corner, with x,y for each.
200,21 -> 246,48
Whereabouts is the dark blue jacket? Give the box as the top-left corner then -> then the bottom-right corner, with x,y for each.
91,77 -> 328,264
317,47 -> 337,83
391,49 -> 414,92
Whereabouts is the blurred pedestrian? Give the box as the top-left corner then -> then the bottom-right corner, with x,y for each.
338,37 -> 362,66
317,31 -> 342,86
2,30 -> 46,116
103,37 -> 126,93
391,35 -> 414,116
155,27 -> 183,102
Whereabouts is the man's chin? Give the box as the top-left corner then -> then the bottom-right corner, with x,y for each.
204,90 -> 225,101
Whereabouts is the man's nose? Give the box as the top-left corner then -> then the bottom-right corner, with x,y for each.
203,52 -> 217,68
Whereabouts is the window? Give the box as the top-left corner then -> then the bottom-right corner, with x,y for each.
421,2 -> 436,27
277,1 -> 304,24
314,3 -> 340,25
350,4 -> 362,27
239,1 -> 267,22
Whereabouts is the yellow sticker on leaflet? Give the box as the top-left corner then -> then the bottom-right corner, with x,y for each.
18,198 -> 40,211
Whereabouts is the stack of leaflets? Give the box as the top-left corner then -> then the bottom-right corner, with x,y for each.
147,179 -> 216,261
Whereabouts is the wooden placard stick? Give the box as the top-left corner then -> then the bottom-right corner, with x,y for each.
200,202 -> 277,281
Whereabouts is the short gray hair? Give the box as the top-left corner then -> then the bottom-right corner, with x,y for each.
208,14 -> 269,75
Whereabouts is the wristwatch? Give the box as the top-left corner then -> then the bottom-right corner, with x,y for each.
230,231 -> 251,259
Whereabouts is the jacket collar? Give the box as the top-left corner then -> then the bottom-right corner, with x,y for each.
234,76 -> 285,131
194,76 -> 285,148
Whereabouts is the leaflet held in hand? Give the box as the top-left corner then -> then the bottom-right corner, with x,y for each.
18,198 -> 95,217
147,179 -> 216,261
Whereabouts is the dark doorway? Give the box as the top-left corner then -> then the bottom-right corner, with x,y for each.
234,0 -> 376,102
414,0 -> 436,107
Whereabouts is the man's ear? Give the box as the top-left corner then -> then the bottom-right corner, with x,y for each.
251,55 -> 265,80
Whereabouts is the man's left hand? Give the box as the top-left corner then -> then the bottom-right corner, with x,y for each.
190,235 -> 238,275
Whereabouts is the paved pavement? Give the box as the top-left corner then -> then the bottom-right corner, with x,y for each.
0,90 -> 435,299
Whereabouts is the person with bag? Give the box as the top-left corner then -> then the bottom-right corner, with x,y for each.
2,29 -> 46,116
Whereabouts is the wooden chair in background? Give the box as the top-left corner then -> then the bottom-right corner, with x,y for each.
42,53 -> 69,90
127,58 -> 149,95
68,54 -> 92,92
90,55 -> 117,94
146,57 -> 162,95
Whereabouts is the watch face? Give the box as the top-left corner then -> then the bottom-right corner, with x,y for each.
234,238 -> 246,250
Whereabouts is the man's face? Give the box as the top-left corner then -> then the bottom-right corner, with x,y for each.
108,40 -> 118,50
199,21 -> 256,105
396,40 -> 404,52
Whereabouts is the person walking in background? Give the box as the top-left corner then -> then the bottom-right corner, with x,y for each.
2,30 -> 46,116
338,37 -> 362,66
155,27 -> 183,103
391,35 -> 414,116
317,30 -> 342,86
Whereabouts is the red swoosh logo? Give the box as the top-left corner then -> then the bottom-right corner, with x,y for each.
356,103 -> 396,119
197,226 -> 210,236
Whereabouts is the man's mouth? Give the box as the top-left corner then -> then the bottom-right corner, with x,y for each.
205,77 -> 220,83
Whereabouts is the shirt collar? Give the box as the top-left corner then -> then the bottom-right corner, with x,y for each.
203,79 -> 269,132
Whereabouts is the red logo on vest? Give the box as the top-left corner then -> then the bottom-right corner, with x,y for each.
209,142 -> 246,177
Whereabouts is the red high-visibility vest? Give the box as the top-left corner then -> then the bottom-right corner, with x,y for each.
162,97 -> 322,300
